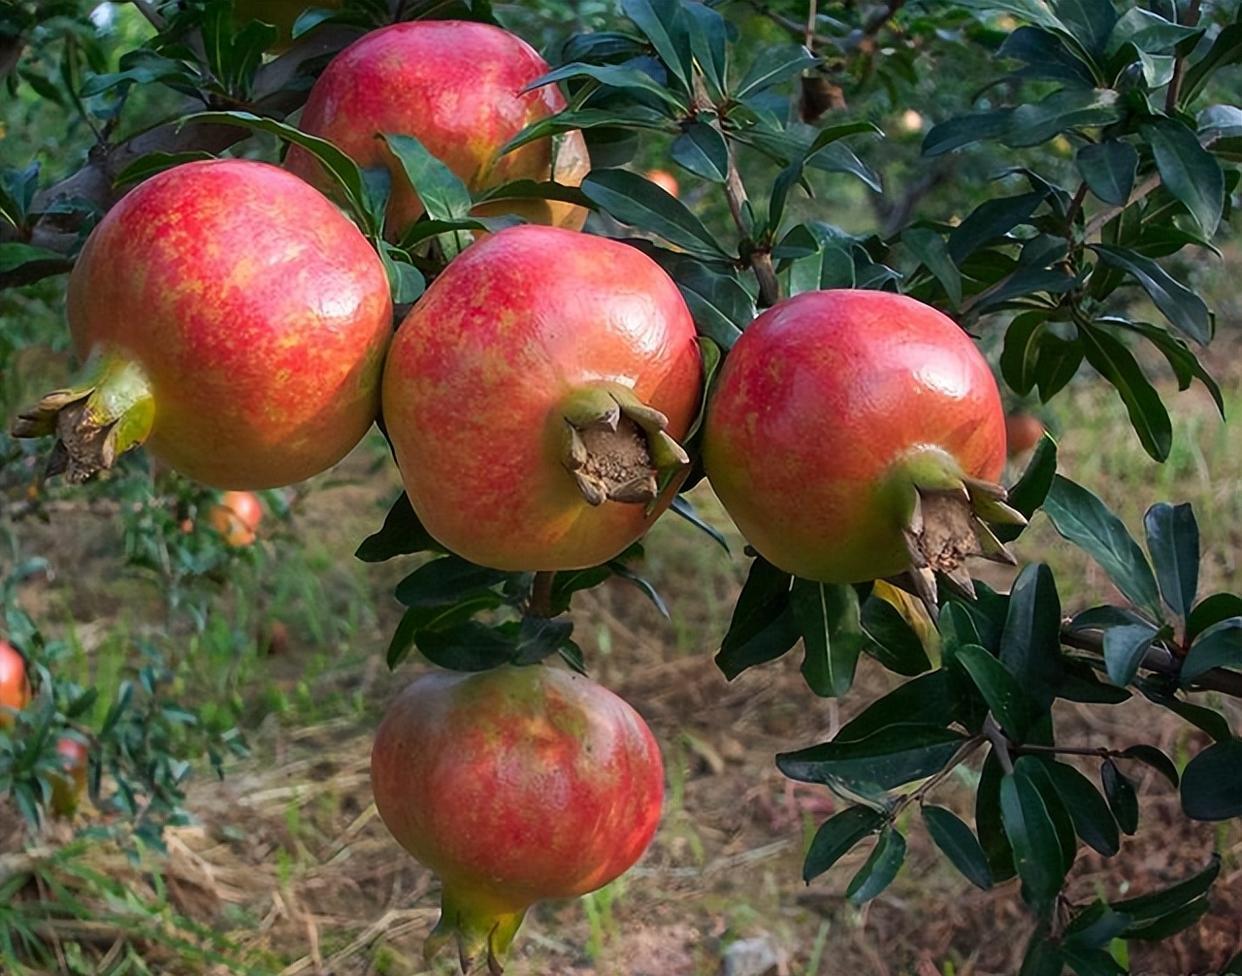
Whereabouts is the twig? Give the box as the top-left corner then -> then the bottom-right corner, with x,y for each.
804,0 -> 818,51
1060,623 -> 1242,699
982,714 -> 1014,774
894,735 -> 985,813
131,0 -> 167,32
527,571 -> 555,618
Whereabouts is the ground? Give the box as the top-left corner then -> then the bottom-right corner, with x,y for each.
3,349 -> 1241,975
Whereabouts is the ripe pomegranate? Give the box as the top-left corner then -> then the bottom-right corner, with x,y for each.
50,735 -> 89,818
0,640 -> 31,729
371,665 -> 663,972
1005,411 -> 1045,457
208,490 -> 264,547
704,290 -> 1019,601
13,159 -> 392,488
286,21 -> 590,237
644,168 -> 680,198
382,224 -> 701,571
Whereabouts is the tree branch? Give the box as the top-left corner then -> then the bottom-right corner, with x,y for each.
1060,623 -> 1242,698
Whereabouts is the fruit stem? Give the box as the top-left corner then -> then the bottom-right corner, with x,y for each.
11,346 -> 155,483
424,885 -> 527,975
528,571 -> 555,618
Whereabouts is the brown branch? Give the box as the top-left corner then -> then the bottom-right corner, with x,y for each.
1060,623 -> 1242,699
527,571 -> 556,618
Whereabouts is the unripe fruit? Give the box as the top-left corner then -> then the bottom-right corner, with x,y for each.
287,21 -> 590,237
50,736 -> 88,818
383,225 -> 701,571
1006,412 -> 1045,458
371,665 -> 663,972
645,168 -> 680,198
208,490 -> 264,548
0,640 -> 30,729
704,290 -> 1019,597
14,160 -> 392,489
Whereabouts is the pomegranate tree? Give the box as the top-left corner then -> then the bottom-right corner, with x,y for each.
382,224 -> 701,571
704,290 -> 1016,601
13,159 -> 392,488
286,20 -> 590,236
371,664 -> 663,972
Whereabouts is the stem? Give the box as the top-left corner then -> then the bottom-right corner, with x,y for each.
1060,622 -> 1242,698
528,571 -> 555,618
1012,743 -> 1124,759
131,0 -> 167,31
1064,182 -> 1089,239
982,714 -> 1014,775
895,735 -> 985,813
804,0 -> 818,50
1164,0 -> 1201,113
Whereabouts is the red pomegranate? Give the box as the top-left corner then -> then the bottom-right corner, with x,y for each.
208,490 -> 264,547
286,20 -> 590,237
0,640 -> 30,729
382,225 -> 701,571
50,735 -> 89,818
13,159 -> 392,489
1006,412 -> 1046,457
371,665 -> 664,972
704,290 -> 1018,596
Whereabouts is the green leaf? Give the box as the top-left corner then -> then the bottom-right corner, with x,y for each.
977,750 -> 1017,882
526,62 -> 686,111
994,434 -> 1058,544
1187,592 -> 1242,641
511,616 -> 575,665
922,110 -> 1012,157
355,493 -> 440,562
953,644 -> 1036,741
836,671 -> 958,742
1139,681 -> 1233,742
1001,311 -> 1051,397
1077,322 -> 1171,462
922,805 -> 993,890
1143,502 -> 1198,618
113,150 -> 217,188
1141,120 -> 1224,238
1041,760 -> 1120,856
1000,564 -> 1063,710
778,724 -> 968,792
1182,618 -> 1242,684
669,495 -> 729,554
1101,759 -> 1139,834
716,559 -> 799,679
416,622 -> 516,672
948,191 -> 1045,264
1076,141 -> 1137,206
394,556 -> 510,609
1092,245 -> 1212,345
1001,26 -> 1097,86
735,44 -> 815,100
903,227 -> 961,307
621,0 -> 691,89
1043,476 -> 1163,619
801,806 -> 885,882
1052,0 -> 1116,56
846,827 -> 906,904
1004,88 -> 1122,148
671,121 -> 728,182
791,580 -> 863,698
1109,7 -> 1202,55
1112,854 -> 1220,920
607,560 -> 670,618
1063,901 -> 1133,950
1019,936 -> 1064,976
501,105 -> 672,156
1183,22 -> 1242,105
684,2 -> 728,103
1102,623 -> 1160,686
581,169 -> 731,260
859,595 -> 933,676
380,132 -> 472,223
0,243 -> 70,276
1120,745 -> 1179,787
660,255 -> 753,349
1001,763 -> 1068,911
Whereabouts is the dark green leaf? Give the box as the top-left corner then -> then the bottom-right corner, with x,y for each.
1053,0 -> 1116,56
665,257 -> 752,349
1078,322 -> 1171,462
1141,120 -> 1224,238
1092,245 -> 1212,345
1004,88 -> 1122,148
1063,901 -> 1133,950
1059,947 -> 1126,976
1111,854 -> 1220,921
716,559 -> 799,679
671,121 -> 728,182
922,110 -> 1012,157
801,806 -> 885,882
948,191 -> 1045,264
953,644 -> 1035,741
1019,936 -> 1064,976
416,622 -> 515,671
836,671 -> 957,742
1102,623 -> 1159,686
1041,760 -> 1120,856
669,495 -> 730,554
1000,564 -> 1063,710
1043,476 -> 1162,619
0,243 -> 70,276
1076,141 -> 1137,206
1124,898 -> 1211,941
778,724 -> 968,792
1139,680 -> 1233,742
394,557 -> 509,608
1120,745 -> 1179,787
1109,7 -> 1201,55
1001,763 -> 1068,911
846,827 -> 906,904
512,617 -> 575,665
860,595 -> 933,676
380,132 -> 472,222
355,493 -> 440,562
527,62 -> 685,110
978,750 -> 1017,882
386,608 -> 421,669
1101,759 -> 1139,834
1180,616 -> 1242,683
1183,22 -> 1242,106
735,44 -> 814,99
791,580 -> 863,698
622,0 -> 691,89
581,169 -> 730,259
922,805 -> 993,890
903,227 -> 961,307
1000,311 -> 1051,397
994,434 -> 1058,544
113,151 -> 217,188
1181,739 -> 1242,820
684,2 -> 728,103
1188,593 -> 1242,641
1144,502 -> 1198,618
1000,26 -> 1097,86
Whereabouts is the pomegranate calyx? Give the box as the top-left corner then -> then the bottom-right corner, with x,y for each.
424,886 -> 526,975
900,476 -> 1025,609
560,384 -> 689,509
12,349 -> 154,484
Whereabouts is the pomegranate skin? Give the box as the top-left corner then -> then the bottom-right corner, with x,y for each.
0,640 -> 30,729
208,490 -> 264,547
371,665 -> 663,957
703,290 -> 1006,583
287,20 -> 590,234
66,159 -> 392,488
382,225 -> 701,571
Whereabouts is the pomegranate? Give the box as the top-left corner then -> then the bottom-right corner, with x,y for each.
286,20 -> 590,237
13,159 -> 392,488
1005,411 -> 1046,458
208,490 -> 264,547
50,735 -> 89,818
0,640 -> 30,729
703,290 -> 1020,601
382,224 -> 701,571
371,665 -> 663,972
644,168 -> 680,198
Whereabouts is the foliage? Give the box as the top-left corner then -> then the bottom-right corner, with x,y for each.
2,0 -> 1242,973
